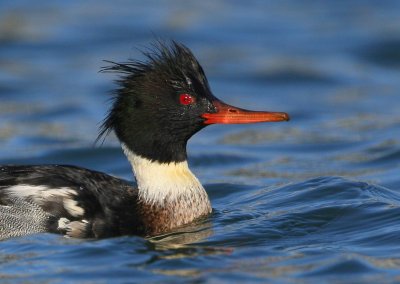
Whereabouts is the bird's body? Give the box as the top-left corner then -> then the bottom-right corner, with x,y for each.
0,41 -> 289,240
0,162 -> 209,239
0,165 -> 139,239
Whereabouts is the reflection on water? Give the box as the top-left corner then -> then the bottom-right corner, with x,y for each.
149,219 -> 214,251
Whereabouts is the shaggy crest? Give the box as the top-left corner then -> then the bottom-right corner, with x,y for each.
96,41 -> 210,144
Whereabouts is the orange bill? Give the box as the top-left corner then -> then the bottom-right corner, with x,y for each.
202,100 -> 290,125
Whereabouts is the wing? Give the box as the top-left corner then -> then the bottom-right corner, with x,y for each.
0,165 -> 140,239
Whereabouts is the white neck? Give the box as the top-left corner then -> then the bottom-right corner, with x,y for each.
121,144 -> 209,206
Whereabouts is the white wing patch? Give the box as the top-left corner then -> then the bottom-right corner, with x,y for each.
63,198 -> 85,217
5,185 -> 85,217
58,217 -> 70,230
57,217 -> 90,238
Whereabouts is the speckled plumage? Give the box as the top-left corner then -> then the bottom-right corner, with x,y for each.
0,196 -> 52,239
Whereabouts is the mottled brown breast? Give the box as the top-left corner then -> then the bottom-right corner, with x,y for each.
138,193 -> 212,236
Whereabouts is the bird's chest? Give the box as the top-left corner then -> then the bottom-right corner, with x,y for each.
137,195 -> 212,236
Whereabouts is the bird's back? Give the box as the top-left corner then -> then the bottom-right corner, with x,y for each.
0,165 -> 140,239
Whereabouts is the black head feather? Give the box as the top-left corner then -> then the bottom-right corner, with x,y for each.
98,41 -> 217,163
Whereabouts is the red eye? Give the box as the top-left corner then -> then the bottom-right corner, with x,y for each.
179,93 -> 195,105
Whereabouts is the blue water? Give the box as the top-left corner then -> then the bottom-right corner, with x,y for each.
1,1 -> 400,283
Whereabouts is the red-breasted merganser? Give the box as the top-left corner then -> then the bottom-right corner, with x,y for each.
0,41 -> 289,239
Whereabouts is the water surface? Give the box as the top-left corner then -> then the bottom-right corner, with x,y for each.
1,1 -> 400,283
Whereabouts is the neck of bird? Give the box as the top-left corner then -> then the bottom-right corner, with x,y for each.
121,143 -> 211,214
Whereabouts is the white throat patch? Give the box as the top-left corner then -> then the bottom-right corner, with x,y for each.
121,144 -> 207,205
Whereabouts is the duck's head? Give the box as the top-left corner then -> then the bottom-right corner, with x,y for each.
99,41 -> 289,164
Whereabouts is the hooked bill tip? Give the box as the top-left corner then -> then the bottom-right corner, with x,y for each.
281,112 -> 290,121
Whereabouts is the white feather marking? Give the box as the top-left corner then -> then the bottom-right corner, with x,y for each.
121,143 -> 208,205
5,185 -> 85,217
5,185 -> 75,200
58,217 -> 70,230
63,199 -> 85,217
184,75 -> 193,87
